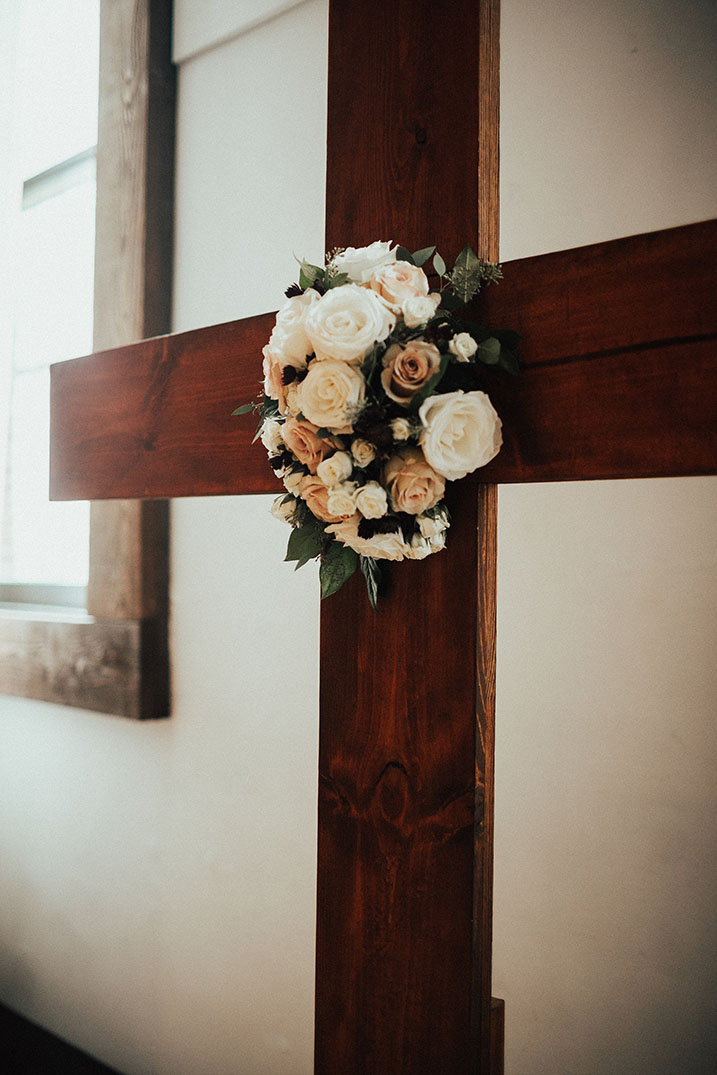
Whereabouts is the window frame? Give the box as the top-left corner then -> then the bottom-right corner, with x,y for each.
0,0 -> 174,719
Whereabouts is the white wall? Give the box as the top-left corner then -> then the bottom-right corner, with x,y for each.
0,2 -> 714,1074
495,4 -> 717,1072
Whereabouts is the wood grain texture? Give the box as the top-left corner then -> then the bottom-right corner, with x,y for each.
316,482 -> 496,1072
50,220 -> 716,501
316,2 -> 499,1071
51,313 -> 277,500
0,611 -> 167,719
478,219 -> 717,482
13,0 -> 174,718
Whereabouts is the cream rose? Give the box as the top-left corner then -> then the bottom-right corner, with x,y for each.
383,446 -> 445,515
262,345 -> 288,413
326,516 -> 409,561
260,418 -> 284,456
403,292 -> 441,328
283,469 -> 304,496
381,340 -> 441,406
448,332 -> 478,362
418,390 -> 502,480
270,495 -> 298,523
270,289 -> 320,363
391,417 -> 412,442
355,481 -> 388,519
299,474 -> 346,523
369,261 -> 429,309
333,241 -> 395,284
305,284 -> 395,364
297,359 -> 366,432
316,450 -> 354,487
281,417 -> 335,473
417,511 -> 449,539
350,438 -> 376,468
327,481 -> 358,518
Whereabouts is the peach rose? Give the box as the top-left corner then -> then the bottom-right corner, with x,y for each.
381,340 -> 441,406
281,417 -> 335,473
383,446 -> 445,515
370,261 -> 429,309
262,345 -> 288,413
299,474 -> 349,523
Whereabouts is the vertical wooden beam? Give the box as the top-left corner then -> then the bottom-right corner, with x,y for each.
86,0 -> 174,715
315,2 -> 500,1070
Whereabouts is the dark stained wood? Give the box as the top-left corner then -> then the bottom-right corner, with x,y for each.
489,998 -> 505,1075
0,609 -> 166,719
315,2 -> 499,1071
315,482 -> 496,1072
478,218 -> 717,483
50,221 -> 717,502
51,313 -> 276,501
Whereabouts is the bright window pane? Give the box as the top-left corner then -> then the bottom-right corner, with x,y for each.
4,368 -> 89,585
16,0 -> 100,177
15,178 -> 96,372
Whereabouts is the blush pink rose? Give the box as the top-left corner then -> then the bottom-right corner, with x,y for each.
281,418 -> 336,473
299,474 -> 350,523
381,339 -> 441,406
383,446 -> 445,515
370,261 -> 429,309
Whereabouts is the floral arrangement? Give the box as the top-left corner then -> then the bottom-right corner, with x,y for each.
235,241 -> 519,608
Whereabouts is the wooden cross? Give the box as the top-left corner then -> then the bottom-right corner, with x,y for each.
49,2 -> 716,1072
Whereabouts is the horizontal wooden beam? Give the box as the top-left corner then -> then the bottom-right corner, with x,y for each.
479,217 -> 717,482
0,609 -> 168,719
50,220 -> 717,501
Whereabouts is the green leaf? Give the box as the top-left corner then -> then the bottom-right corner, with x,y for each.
298,259 -> 322,289
359,556 -> 383,610
498,348 -> 521,376
476,337 -> 501,365
320,541 -> 358,599
285,522 -> 323,569
326,271 -> 349,289
395,246 -> 415,264
412,245 -> 435,266
232,402 -> 255,416
449,243 -> 483,305
433,252 -> 447,277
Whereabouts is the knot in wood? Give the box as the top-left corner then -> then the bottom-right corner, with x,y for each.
372,761 -> 411,828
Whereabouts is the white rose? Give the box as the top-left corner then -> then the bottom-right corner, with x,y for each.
402,292 -> 441,328
305,283 -> 395,364
270,289 -> 320,363
370,261 -> 429,310
260,419 -> 284,456
316,450 -> 354,487
284,381 -> 302,416
283,469 -> 305,496
327,481 -> 358,518
326,516 -> 409,561
406,534 -> 434,560
391,417 -> 412,442
448,332 -> 478,362
297,359 -> 366,432
333,240 -> 396,284
418,390 -> 502,481
417,511 -> 449,539
355,481 -> 388,519
350,438 -> 376,468
270,495 -> 298,523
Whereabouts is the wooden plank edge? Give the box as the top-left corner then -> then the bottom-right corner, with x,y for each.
489,998 -> 505,1075
0,613 -> 169,719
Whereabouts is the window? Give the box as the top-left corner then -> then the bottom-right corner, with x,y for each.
1,0 -> 99,604
0,0 -> 173,718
